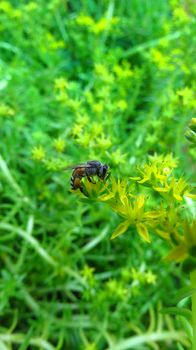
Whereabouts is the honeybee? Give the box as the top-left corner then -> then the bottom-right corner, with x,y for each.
65,160 -> 110,194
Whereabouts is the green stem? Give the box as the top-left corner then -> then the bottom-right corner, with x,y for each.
190,269 -> 196,350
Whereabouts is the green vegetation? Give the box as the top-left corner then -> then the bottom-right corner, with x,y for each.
0,0 -> 195,349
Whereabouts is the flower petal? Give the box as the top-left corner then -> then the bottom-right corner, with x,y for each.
111,220 -> 130,239
164,245 -> 188,262
136,223 -> 151,243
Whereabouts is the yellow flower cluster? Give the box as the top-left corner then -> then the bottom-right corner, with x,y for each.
0,1 -> 22,19
0,103 -> 15,117
131,268 -> 157,285
53,138 -> 66,153
130,154 -> 195,202
54,77 -> 69,104
75,14 -> 119,34
150,49 -> 173,71
31,146 -> 46,161
78,154 -> 195,266
177,87 -> 196,108
71,115 -> 112,151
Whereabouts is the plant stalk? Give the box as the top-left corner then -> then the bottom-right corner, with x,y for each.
190,269 -> 196,350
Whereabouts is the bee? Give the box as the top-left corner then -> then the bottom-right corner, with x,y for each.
65,160 -> 110,194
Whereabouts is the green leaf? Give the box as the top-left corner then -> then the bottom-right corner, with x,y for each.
111,220 -> 130,239
129,176 -> 141,181
136,223 -> 151,243
160,307 -> 192,321
164,245 -> 188,262
173,287 -> 196,304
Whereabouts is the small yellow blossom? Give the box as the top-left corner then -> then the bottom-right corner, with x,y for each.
150,49 -> 170,70
84,344 -> 97,350
76,15 -> 94,27
113,63 -> 133,79
91,18 -> 108,34
56,92 -> 68,104
106,279 -> 127,300
72,124 -> 83,137
81,265 -> 95,280
108,149 -> 127,165
173,7 -> 189,23
96,135 -> 112,150
66,99 -> 81,111
0,103 -> 15,117
50,40 -> 65,50
130,154 -> 178,186
94,63 -> 109,76
25,2 -> 38,11
0,1 -> 12,12
54,77 -> 69,90
131,268 -> 143,282
76,132 -> 91,147
76,114 -> 89,126
53,138 -> 65,153
177,87 -> 195,107
31,146 -> 46,161
116,100 -> 128,111
92,102 -> 104,114
0,1 -> 22,18
154,176 -> 195,201
145,270 -> 157,284
91,122 -> 103,136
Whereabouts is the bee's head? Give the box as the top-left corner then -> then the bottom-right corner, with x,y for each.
98,164 -> 109,179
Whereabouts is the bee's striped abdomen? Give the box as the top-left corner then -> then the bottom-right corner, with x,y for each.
70,168 -> 85,191
70,174 -> 75,190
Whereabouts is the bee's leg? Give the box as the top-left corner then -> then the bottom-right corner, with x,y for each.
73,176 -> 89,197
105,172 -> 111,181
87,176 -> 96,184
79,184 -> 89,197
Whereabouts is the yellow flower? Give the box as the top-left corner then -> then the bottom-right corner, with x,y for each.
145,270 -> 157,284
106,279 -> 127,300
56,93 -> 68,104
25,2 -> 38,11
0,1 -> 12,12
154,176 -> 195,201
50,40 -> 65,50
110,191 -> 152,242
54,77 -> 69,90
31,146 -> 45,161
94,63 -> 109,76
0,103 -> 15,117
150,49 -> 171,70
84,343 -> 97,350
131,268 -> 143,282
113,63 -> 133,79
72,124 -> 83,137
130,154 -> 178,187
173,7 -> 189,23
76,114 -> 89,126
76,15 -> 94,27
108,149 -> 127,165
0,1 -> 22,18
92,103 -> 103,114
81,265 -> 95,279
92,18 -> 108,34
81,176 -> 111,200
96,135 -> 112,150
116,100 -> 128,111
53,138 -> 65,153
177,87 -> 195,107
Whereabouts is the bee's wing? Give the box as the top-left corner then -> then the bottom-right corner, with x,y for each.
64,163 -> 92,171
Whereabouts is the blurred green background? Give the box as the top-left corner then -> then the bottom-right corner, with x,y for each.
0,0 -> 195,349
